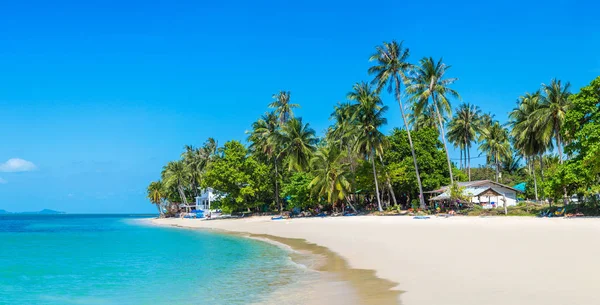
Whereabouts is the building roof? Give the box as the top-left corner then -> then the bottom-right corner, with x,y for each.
429,186 -> 510,201
429,180 -> 522,194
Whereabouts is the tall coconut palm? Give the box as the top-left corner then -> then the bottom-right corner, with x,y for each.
161,160 -> 191,212
535,79 -> 571,204
328,102 -> 360,172
248,112 -> 283,212
147,180 -> 166,215
479,121 -> 511,182
447,103 -> 482,181
309,144 -> 357,213
536,79 -> 571,164
406,57 -> 460,184
348,82 -> 387,212
269,91 -> 299,125
510,92 -> 545,201
368,40 -> 425,208
277,117 -> 318,172
408,104 -> 443,132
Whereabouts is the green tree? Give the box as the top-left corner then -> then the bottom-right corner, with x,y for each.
309,144 -> 357,212
536,79 -> 571,164
562,76 -> 600,196
269,91 -> 299,125
479,121 -> 511,183
147,180 -> 166,215
368,40 -> 426,208
348,82 -> 388,212
277,117 -> 318,172
161,160 -> 191,211
248,112 -> 283,212
535,79 -> 572,204
447,103 -> 482,181
202,141 -> 272,212
406,57 -> 460,184
510,92 -> 544,201
281,172 -> 314,209
384,128 -> 457,207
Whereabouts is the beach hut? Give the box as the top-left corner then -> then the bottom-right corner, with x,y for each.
429,180 -> 522,209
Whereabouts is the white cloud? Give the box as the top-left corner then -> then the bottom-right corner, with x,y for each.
0,158 -> 37,172
0,178 -> 7,184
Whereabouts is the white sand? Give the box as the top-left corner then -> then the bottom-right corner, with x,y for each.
153,216 -> 600,305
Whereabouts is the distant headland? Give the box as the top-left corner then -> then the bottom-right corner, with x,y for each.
0,209 -> 66,215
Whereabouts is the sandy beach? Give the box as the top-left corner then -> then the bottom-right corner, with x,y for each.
153,216 -> 600,305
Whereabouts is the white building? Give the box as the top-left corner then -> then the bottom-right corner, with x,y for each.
194,188 -> 220,211
429,180 -> 521,208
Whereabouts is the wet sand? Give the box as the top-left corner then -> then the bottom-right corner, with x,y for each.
153,216 -> 600,305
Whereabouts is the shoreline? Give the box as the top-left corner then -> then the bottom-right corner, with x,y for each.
153,215 -> 600,305
150,218 -> 401,305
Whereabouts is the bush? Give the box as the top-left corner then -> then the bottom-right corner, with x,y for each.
411,199 -> 420,210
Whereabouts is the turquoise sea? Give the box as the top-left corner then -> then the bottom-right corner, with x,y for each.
0,215 -> 305,305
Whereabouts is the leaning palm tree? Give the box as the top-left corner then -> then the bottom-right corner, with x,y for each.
406,57 -> 460,184
348,82 -> 388,212
447,103 -> 482,181
309,144 -> 357,213
277,117 -> 318,172
147,180 -> 166,215
368,40 -> 425,208
248,112 -> 283,212
161,160 -> 191,212
479,121 -> 511,182
269,91 -> 299,125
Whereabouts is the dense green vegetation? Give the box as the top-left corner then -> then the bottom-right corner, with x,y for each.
147,40 -> 600,216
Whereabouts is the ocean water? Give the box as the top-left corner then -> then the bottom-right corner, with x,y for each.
0,215 -> 305,305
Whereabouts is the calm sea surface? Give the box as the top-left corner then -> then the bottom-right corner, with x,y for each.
0,215 -> 304,305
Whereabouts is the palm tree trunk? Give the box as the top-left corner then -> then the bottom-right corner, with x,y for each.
274,158 -> 281,214
556,131 -> 569,205
378,155 -> 398,206
177,184 -> 189,213
345,196 -> 358,213
431,93 -> 454,184
371,152 -> 383,212
394,76 -> 426,209
539,153 -> 545,182
495,158 -> 499,183
467,145 -> 472,181
532,158 -> 539,202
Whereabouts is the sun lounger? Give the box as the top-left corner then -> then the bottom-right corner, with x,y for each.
413,216 -> 430,219
271,216 -> 284,220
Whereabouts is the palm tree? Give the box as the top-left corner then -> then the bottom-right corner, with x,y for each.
447,103 -> 482,181
348,82 -> 387,212
161,160 -> 191,212
269,91 -> 299,125
277,117 -> 318,172
368,40 -> 426,208
309,144 -> 357,213
248,112 -> 283,212
406,57 -> 460,184
408,104 -> 443,132
510,92 -> 544,201
536,79 -> 571,164
147,180 -> 165,215
536,79 -> 571,204
479,121 -> 511,182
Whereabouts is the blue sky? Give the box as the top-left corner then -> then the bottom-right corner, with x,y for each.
0,0 -> 598,213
